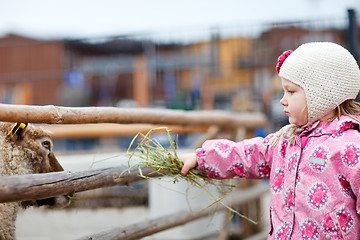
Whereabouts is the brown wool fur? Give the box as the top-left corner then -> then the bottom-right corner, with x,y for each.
0,122 -> 69,240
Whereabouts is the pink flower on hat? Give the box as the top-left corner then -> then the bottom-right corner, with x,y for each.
276,50 -> 293,74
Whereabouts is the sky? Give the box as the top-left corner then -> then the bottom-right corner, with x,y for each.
0,0 -> 359,40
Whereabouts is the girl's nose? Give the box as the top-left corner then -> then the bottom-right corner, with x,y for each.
280,96 -> 287,106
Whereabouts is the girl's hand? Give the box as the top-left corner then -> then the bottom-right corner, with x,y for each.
179,153 -> 197,176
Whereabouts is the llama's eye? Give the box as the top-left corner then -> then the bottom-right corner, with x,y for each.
42,140 -> 51,151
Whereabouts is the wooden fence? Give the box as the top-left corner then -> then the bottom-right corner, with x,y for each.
0,103 -> 269,240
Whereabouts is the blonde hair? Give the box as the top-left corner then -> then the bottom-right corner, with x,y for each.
331,99 -> 360,121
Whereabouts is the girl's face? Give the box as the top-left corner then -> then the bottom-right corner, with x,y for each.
280,78 -> 308,126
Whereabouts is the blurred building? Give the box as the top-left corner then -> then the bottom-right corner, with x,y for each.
0,12 -> 358,121
0,34 -> 64,105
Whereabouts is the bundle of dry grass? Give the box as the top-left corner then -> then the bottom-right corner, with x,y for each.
127,127 -> 214,186
127,127 -> 257,224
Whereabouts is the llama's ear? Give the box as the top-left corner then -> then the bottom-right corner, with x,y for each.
8,122 -> 28,138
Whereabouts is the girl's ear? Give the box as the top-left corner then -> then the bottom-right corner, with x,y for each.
8,123 -> 28,139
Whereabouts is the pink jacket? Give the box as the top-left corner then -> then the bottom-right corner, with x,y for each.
197,115 -> 360,239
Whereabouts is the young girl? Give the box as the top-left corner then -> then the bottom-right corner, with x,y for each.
180,42 -> 360,239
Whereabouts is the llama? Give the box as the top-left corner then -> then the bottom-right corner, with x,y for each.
0,122 -> 70,240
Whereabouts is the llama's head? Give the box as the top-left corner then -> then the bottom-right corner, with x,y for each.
0,122 -> 71,208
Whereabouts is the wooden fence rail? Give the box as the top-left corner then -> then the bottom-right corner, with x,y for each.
44,123 -> 209,139
0,104 -> 266,128
0,167 -> 157,203
78,183 -> 270,240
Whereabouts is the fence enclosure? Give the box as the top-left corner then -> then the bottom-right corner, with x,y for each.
0,104 -> 269,240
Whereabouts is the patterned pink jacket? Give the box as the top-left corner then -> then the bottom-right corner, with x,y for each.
196,115 -> 360,239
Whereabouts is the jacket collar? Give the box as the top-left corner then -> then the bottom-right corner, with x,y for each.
300,115 -> 360,138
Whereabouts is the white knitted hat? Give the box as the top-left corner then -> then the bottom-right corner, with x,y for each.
279,42 -> 360,125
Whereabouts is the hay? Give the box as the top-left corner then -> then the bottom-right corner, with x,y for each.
127,127 -> 258,224
127,127 -> 215,186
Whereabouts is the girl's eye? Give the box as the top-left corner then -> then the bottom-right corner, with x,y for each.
286,89 -> 295,94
